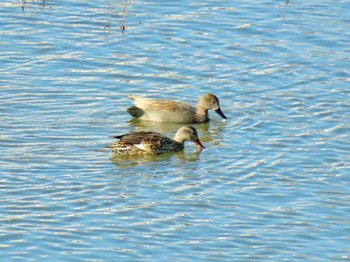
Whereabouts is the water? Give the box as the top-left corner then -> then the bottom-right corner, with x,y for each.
1,0 -> 349,261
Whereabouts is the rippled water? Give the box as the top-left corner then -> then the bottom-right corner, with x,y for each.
1,0 -> 349,261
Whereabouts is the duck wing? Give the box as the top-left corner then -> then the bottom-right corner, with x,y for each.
130,96 -> 195,112
113,131 -> 162,145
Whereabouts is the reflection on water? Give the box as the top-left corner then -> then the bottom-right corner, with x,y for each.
127,118 -> 211,132
110,149 -> 202,168
127,118 -> 227,141
21,0 -> 47,12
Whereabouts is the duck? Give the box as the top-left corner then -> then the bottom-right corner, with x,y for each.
108,126 -> 204,156
126,93 -> 227,123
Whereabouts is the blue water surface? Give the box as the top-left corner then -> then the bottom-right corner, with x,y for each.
0,0 -> 349,261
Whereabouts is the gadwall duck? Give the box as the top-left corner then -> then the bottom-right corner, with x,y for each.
127,93 -> 227,123
108,126 -> 204,156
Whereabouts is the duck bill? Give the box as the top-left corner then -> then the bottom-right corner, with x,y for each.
194,139 -> 205,149
214,107 -> 227,120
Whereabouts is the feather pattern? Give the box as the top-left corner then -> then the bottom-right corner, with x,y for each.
108,126 -> 204,156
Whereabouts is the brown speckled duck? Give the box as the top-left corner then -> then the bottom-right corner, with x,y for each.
127,93 -> 227,123
108,126 -> 204,156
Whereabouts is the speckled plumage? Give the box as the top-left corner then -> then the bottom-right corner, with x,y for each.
108,126 -> 204,156
126,93 -> 227,123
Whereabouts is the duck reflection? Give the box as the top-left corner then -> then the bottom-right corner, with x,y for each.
109,149 -> 202,168
127,118 -> 226,144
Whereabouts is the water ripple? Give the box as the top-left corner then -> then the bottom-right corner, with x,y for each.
1,0 -> 350,261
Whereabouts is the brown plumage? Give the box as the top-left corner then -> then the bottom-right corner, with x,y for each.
108,126 -> 204,156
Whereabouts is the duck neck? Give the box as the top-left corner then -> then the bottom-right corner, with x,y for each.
197,100 -> 209,112
173,133 -> 185,144
196,105 -> 209,122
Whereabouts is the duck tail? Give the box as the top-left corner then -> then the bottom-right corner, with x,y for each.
126,106 -> 144,118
